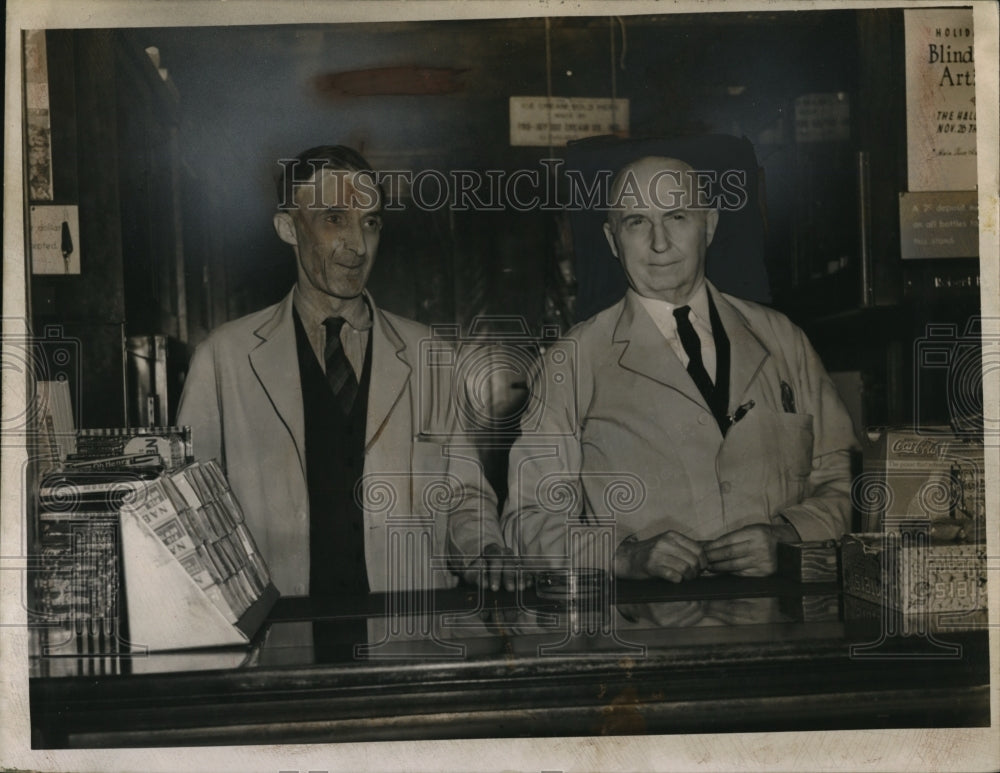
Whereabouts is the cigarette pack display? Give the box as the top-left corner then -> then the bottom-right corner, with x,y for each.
230,574 -> 251,615
38,470 -> 159,509
34,381 -> 77,465
152,516 -> 197,556
32,511 -> 121,656
841,532 -> 987,615
119,460 -> 276,649
169,469 -> 203,509
219,491 -> 245,524
210,534 -> 238,576
232,523 -> 257,559
245,552 -> 270,591
177,549 -> 215,589
30,425 -> 194,657
128,477 -> 187,525
33,413 -> 61,478
76,426 -> 193,470
64,453 -> 163,472
197,543 -> 225,583
178,506 -> 210,543
202,584 -> 239,625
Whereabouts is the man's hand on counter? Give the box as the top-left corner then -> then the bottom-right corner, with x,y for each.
703,523 -> 800,577
462,543 -> 529,592
614,531 -> 708,582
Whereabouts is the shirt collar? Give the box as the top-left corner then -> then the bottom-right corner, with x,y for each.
630,280 -> 711,327
293,285 -> 373,333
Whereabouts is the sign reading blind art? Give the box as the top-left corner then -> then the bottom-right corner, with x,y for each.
904,8 -> 976,191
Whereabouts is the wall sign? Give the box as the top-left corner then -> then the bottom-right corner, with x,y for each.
24,29 -> 54,201
898,191 -> 978,259
904,8 -> 977,191
510,96 -> 629,147
30,204 -> 80,274
794,93 -> 850,143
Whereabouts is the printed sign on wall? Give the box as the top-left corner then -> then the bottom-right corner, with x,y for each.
904,8 -> 977,191
794,93 -> 851,143
30,204 -> 80,275
899,191 -> 978,259
510,96 -> 629,147
25,29 -> 54,201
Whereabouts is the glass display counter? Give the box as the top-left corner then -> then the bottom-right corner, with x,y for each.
29,574 -> 990,747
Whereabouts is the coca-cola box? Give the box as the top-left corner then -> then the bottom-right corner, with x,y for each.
858,427 -> 985,535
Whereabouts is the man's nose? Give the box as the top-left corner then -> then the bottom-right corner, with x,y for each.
342,217 -> 367,256
651,221 -> 670,252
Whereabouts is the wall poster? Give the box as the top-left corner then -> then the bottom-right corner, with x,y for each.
904,8 -> 977,191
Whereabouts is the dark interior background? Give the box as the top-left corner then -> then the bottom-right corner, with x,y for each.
27,10 -> 982,440
137,12 -> 856,328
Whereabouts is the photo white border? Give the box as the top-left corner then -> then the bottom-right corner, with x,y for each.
3,1 -> 997,771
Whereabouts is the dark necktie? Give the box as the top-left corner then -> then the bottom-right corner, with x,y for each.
673,305 -> 715,403
323,317 -> 359,414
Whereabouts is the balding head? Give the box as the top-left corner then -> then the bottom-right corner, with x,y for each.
606,156 -> 711,229
602,155 -> 718,305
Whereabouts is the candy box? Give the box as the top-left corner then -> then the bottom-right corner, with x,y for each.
841,533 -> 987,615
776,539 -> 840,583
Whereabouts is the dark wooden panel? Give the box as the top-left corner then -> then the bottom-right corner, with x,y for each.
31,30 -> 125,326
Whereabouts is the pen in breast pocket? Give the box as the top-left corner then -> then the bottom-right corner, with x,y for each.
780,381 -> 796,413
726,399 -> 755,428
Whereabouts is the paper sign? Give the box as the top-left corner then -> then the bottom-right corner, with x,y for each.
510,96 -> 629,147
899,191 -> 978,259
30,204 -> 80,274
25,29 -> 54,201
794,93 -> 851,143
904,8 -> 977,191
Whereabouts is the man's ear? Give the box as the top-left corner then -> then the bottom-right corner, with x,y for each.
704,208 -> 720,247
273,211 -> 298,247
602,221 -> 620,259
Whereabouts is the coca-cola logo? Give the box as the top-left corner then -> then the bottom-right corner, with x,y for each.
890,438 -> 940,455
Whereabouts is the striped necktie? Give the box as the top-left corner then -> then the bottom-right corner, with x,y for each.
323,317 -> 359,414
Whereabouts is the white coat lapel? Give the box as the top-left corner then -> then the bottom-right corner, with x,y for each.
247,292 -> 306,475
614,293 -> 708,410
366,306 -> 411,450
708,282 -> 769,409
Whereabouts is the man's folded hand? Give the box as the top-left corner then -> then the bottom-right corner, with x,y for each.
704,522 -> 799,577
615,530 -> 707,582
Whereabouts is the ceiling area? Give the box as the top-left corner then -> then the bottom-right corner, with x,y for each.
120,12 -> 858,320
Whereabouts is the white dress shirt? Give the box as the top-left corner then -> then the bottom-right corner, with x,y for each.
631,281 -> 717,384
292,286 -> 372,379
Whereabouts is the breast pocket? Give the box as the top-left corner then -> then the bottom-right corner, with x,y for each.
771,413 -> 815,511
775,413 -> 815,476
